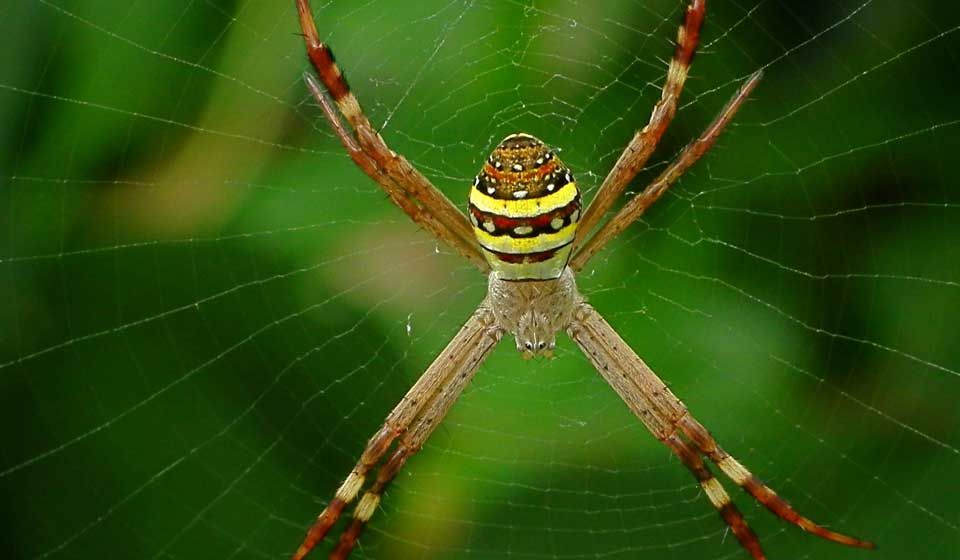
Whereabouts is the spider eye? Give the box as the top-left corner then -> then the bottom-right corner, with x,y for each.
524,341 -> 533,350
537,341 -> 546,350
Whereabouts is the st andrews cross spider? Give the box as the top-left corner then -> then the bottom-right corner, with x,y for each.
291,1 -> 876,558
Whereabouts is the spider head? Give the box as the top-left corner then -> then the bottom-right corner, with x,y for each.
515,310 -> 557,359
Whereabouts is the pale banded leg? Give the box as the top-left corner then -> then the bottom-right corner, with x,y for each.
665,434 -> 765,558
567,301 -> 765,556
328,313 -> 503,560
291,425 -> 393,559
570,69 -> 763,270
292,306 -> 501,560
303,75 -> 466,270
567,302 -> 873,559
679,415 -> 875,549
574,0 -> 706,248
296,0 -> 489,272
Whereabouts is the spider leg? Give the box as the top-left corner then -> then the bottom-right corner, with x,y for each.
571,69 -> 763,270
293,306 -> 502,560
575,0 -> 706,247
678,414 -> 876,549
567,302 -> 874,558
303,75 -> 471,268
665,434 -> 765,559
328,445 -> 411,560
296,0 -> 488,272
327,314 -> 503,560
291,422 -> 393,559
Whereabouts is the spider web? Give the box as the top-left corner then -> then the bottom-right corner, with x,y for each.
2,0 -> 958,559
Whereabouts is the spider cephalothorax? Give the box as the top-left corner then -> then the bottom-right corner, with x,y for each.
293,0 -> 874,558
469,133 -> 581,280
488,266 -> 579,357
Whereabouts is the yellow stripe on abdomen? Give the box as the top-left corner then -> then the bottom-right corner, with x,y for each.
469,133 -> 582,280
473,221 -> 576,254
469,182 -> 577,218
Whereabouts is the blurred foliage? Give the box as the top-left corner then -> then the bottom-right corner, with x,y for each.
1,1 -> 958,559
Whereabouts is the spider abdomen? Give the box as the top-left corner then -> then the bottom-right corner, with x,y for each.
468,133 -> 581,280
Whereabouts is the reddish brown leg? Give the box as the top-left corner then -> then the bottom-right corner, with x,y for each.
665,434 -> 766,559
329,445 -> 412,560
571,69 -> 763,270
575,0 -> 707,247
679,415 -> 876,549
569,303 -> 874,558
296,0 -> 488,271
324,318 -> 502,559
302,74 -> 465,266
292,308 -> 500,560
292,426 -> 395,560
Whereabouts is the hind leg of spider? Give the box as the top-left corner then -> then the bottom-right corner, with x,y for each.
665,434 -> 767,558
296,0 -> 487,271
292,424 -> 394,560
327,440 -> 413,560
568,302 -> 874,559
292,308 -> 500,560
678,414 -> 876,549
569,304 -> 765,557
326,317 -> 502,559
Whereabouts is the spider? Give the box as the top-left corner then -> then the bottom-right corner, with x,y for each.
291,1 -> 875,558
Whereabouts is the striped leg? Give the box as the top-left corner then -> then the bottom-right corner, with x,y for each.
569,303 -> 764,556
292,307 -> 501,560
574,0 -> 706,249
328,315 -> 503,559
567,302 -> 874,559
665,434 -> 765,558
292,425 -> 394,559
678,415 -> 876,549
570,69 -> 763,270
295,0 -> 488,272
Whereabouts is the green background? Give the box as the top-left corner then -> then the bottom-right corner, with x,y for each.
2,1 -> 958,559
